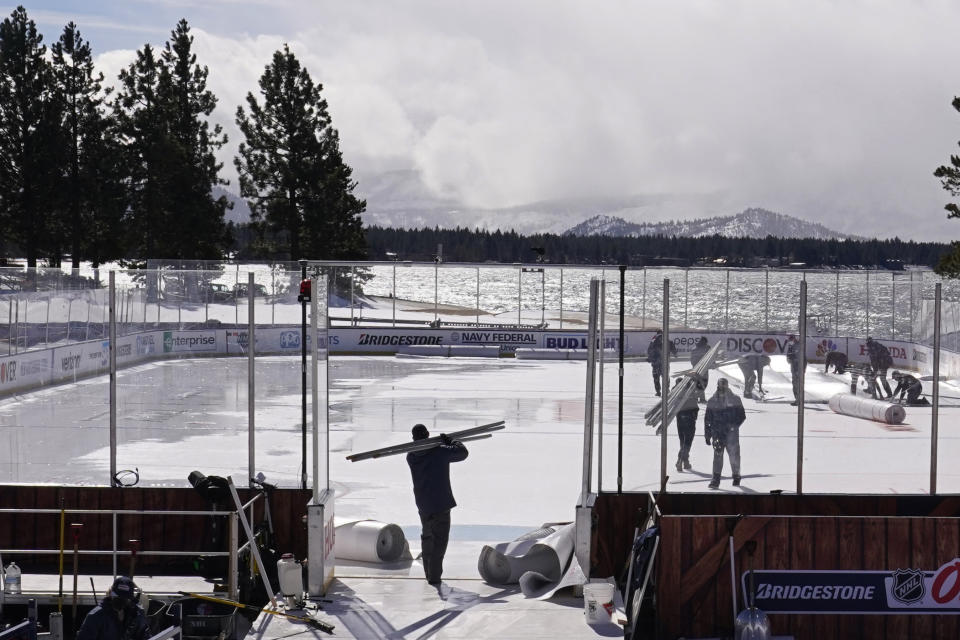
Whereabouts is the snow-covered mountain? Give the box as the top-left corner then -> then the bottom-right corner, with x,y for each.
564,207 -> 856,240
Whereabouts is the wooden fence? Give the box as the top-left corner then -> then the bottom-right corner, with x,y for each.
0,485 -> 312,575
593,492 -> 960,639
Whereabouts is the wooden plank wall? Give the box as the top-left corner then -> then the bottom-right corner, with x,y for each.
657,515 -> 960,640
591,492 -> 960,578
0,485 -> 311,574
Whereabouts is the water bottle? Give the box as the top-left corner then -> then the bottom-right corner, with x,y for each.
4,561 -> 21,594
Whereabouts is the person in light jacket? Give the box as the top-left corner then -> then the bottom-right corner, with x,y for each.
704,378 -> 746,489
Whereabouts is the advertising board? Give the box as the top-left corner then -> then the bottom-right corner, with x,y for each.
746,558 -> 960,614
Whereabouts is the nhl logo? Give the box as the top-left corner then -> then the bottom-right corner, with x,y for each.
892,568 -> 925,604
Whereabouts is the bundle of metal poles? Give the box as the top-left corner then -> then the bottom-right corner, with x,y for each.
644,342 -> 723,430
346,420 -> 505,462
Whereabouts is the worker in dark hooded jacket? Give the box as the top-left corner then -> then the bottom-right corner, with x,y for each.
704,378 -> 746,489
406,423 -> 468,586
76,576 -> 149,640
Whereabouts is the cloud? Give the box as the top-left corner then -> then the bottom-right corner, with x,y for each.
83,0 -> 960,239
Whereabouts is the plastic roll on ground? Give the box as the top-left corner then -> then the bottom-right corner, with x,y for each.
515,348 -> 618,361
478,522 -> 576,595
397,345 -> 500,358
333,518 -> 408,563
828,393 -> 906,425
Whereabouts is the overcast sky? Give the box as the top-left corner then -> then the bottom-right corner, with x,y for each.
9,0 -> 960,240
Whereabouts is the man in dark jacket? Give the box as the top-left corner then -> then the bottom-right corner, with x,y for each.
76,576 -> 149,640
704,378 -> 746,489
866,337 -> 894,399
674,372 -> 705,472
406,423 -> 468,586
646,329 -> 676,397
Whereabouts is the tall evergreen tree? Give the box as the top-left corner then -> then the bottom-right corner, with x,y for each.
50,21 -> 123,269
160,19 -> 230,260
0,6 -> 59,268
235,45 -> 366,261
113,20 -> 229,262
934,95 -> 960,276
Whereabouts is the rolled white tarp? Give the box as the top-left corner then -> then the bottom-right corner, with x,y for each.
828,393 -> 906,425
515,349 -> 618,361
333,517 -> 410,563
397,345 -> 501,358
478,522 -> 581,598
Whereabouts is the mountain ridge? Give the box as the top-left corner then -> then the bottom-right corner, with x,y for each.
564,207 -> 859,241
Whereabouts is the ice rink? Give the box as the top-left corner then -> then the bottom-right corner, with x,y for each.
3,353 -> 960,515
4,352 -> 960,637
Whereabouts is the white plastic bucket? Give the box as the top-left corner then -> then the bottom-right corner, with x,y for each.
583,582 -> 614,624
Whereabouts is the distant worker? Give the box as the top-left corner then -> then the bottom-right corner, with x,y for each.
76,576 -> 149,640
690,336 -> 712,402
785,335 -> 802,405
866,337 -> 894,399
823,350 -> 848,374
406,424 -> 469,586
737,354 -> 771,398
892,371 -> 928,405
704,378 -> 746,489
674,372 -> 706,472
849,363 -> 879,398
646,329 -> 677,397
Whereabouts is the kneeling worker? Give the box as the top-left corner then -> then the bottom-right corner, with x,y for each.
77,576 -> 149,640
892,371 -> 928,405
407,423 -> 469,586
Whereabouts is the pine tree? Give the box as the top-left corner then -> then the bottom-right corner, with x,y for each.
160,19 -> 230,260
50,21 -> 122,269
0,6 -> 59,268
235,45 -> 366,261
113,20 -> 230,262
934,95 -> 960,276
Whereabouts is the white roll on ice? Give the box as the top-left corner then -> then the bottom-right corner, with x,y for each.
828,393 -> 906,425
397,345 -> 500,358
333,518 -> 408,563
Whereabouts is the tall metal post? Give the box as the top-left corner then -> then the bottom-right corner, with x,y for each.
866,272 -> 870,337
299,259 -> 308,490
724,270 -> 730,330
392,263 -> 397,327
580,280 -> 600,504
618,266 -> 626,494
764,269 -> 769,331
350,266 -> 355,324
517,268 -> 522,326
909,272 -> 915,342
931,283 -> 942,495
109,272 -> 117,486
476,267 -> 480,326
311,276 -> 321,501
891,275 -> 896,339
597,281 -> 606,492
434,262 -> 439,324
835,271 -> 840,336
642,268 -> 647,329
248,272 -> 256,486
660,279 -> 670,494
797,280 -> 807,495
684,268 -> 689,328
560,268 -> 564,329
